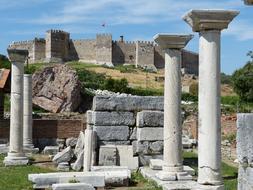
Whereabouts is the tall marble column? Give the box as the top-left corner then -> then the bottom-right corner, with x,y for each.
83,125 -> 93,172
4,49 -> 29,166
153,34 -> 193,181
183,10 -> 239,188
23,74 -> 34,148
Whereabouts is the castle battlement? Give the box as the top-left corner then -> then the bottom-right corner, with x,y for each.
46,29 -> 69,34
96,33 -> 112,37
9,40 -> 34,47
34,38 -> 46,43
136,40 -> 153,45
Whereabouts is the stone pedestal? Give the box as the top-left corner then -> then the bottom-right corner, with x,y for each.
4,49 -> 29,166
23,74 -> 34,149
183,10 -> 239,187
83,125 -> 93,172
153,34 -> 193,181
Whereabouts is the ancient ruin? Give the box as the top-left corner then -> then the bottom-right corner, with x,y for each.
8,30 -> 199,74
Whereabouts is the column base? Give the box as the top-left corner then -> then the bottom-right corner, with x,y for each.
193,184 -> 224,190
4,152 -> 29,166
156,170 -> 192,181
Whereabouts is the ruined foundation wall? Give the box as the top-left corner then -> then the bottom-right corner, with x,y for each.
96,34 -> 112,65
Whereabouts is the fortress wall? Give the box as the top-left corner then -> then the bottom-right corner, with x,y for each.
8,40 -> 34,62
136,41 -> 154,69
32,38 -> 46,63
154,45 -> 165,69
112,41 -> 136,66
69,39 -> 96,62
45,30 -> 70,62
182,50 -> 199,75
96,34 -> 112,65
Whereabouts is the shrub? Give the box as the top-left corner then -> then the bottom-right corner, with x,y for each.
189,82 -> 198,96
182,93 -> 198,102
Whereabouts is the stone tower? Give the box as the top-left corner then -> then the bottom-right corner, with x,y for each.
45,30 -> 70,63
96,34 -> 112,66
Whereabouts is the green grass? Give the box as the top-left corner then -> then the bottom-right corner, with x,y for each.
0,154 -> 54,190
183,151 -> 238,190
131,171 -> 162,190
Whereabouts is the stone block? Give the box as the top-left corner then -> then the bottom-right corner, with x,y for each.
52,183 -> 95,190
57,162 -> 70,172
99,141 -> 130,146
99,145 -> 117,166
176,172 -> 192,181
150,159 -> 163,170
88,111 -> 135,126
139,155 -> 163,166
43,146 -> 59,155
53,146 -> 74,164
93,96 -> 164,111
66,137 -> 77,147
94,126 -> 129,141
150,141 -> 163,153
74,131 -> 85,157
129,127 -> 137,140
71,150 -> 84,171
28,172 -> 105,188
136,110 -> 164,127
137,127 -> 163,141
116,145 -> 139,170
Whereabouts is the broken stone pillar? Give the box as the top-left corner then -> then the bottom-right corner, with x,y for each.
4,49 -> 29,166
153,34 -> 193,181
183,10 -> 239,188
83,125 -> 93,172
23,74 -> 34,148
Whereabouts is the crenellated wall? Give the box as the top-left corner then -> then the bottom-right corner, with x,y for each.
7,30 -> 199,75
69,39 -> 96,62
112,41 -> 136,66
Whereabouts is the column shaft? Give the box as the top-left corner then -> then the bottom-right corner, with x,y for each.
83,126 -> 93,172
9,62 -> 24,156
198,30 -> 222,185
163,49 -> 183,171
23,74 -> 34,148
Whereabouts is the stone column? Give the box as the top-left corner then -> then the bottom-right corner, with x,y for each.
183,10 -> 239,188
23,74 -> 34,148
153,34 -> 193,181
83,125 -> 93,172
4,49 -> 29,166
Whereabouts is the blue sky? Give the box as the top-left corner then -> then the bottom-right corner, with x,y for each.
0,0 -> 253,74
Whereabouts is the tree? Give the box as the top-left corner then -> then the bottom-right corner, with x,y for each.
232,57 -> 253,102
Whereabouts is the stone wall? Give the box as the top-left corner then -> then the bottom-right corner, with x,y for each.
0,119 -> 85,149
112,41 -> 136,66
236,113 -> 253,190
69,39 -> 96,62
89,96 -> 195,166
182,50 -> 199,75
33,38 -> 46,63
45,30 -> 70,62
96,34 -> 112,65
136,41 -> 155,70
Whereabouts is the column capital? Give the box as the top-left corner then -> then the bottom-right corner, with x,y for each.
7,49 -> 29,63
153,34 -> 193,50
182,9 -> 239,32
244,0 -> 253,5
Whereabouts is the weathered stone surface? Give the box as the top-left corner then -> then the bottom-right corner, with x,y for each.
71,150 -> 84,171
99,145 -> 117,166
137,127 -> 163,141
129,127 -> 137,140
66,137 -> 77,147
43,146 -> 59,155
57,162 -> 70,171
32,64 -> 81,113
52,183 -> 95,190
88,111 -> 135,126
150,141 -> 163,153
53,146 -> 74,164
117,145 -> 139,170
28,172 -> 105,188
74,131 -> 85,157
99,141 -> 130,146
136,111 -> 164,127
93,96 -> 164,111
238,166 -> 253,190
134,141 -> 149,155
94,126 -> 129,141
139,155 -> 163,166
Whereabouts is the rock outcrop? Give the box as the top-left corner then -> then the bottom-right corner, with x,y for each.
32,64 -> 81,113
